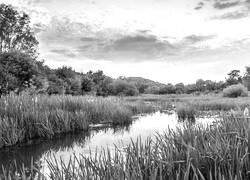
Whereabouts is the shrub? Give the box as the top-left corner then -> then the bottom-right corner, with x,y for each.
223,84 -> 248,98
110,80 -> 139,96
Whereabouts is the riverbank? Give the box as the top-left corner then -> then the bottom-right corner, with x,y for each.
0,94 -> 156,149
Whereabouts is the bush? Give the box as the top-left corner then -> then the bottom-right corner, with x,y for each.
110,80 -> 139,96
0,51 -> 38,95
223,84 -> 248,98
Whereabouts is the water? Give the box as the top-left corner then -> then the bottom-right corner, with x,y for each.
0,111 -> 216,176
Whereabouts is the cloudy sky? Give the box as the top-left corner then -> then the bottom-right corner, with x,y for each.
2,0 -> 250,84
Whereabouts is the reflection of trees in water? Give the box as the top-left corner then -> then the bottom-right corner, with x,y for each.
0,122 -> 133,176
97,123 -> 132,135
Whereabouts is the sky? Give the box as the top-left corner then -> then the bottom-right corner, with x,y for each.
1,0 -> 250,84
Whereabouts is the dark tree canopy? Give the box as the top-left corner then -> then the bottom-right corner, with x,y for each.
0,4 -> 38,56
0,51 -> 38,94
226,70 -> 242,86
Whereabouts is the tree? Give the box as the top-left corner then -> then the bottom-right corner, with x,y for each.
226,70 -> 242,86
55,66 -> 75,80
196,79 -> 206,92
46,74 -> 65,95
87,70 -> 106,85
204,80 -> 216,91
175,83 -> 185,94
110,80 -> 139,96
158,84 -> 175,94
0,4 -> 38,56
66,77 -> 81,95
96,76 -> 113,96
81,75 -> 94,93
243,66 -> 250,90
0,51 -> 38,94
134,82 -> 148,94
185,84 -> 197,94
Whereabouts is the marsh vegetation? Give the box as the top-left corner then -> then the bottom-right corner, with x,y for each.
0,94 -> 156,149
2,3 -> 250,180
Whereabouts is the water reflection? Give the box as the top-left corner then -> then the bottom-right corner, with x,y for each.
0,111 -> 215,176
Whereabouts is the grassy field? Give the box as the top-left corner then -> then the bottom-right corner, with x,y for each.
126,93 -> 250,111
0,94 -> 156,149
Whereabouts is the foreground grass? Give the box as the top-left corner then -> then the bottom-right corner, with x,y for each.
0,94 -> 155,149
3,114 -> 250,180
45,115 -> 250,180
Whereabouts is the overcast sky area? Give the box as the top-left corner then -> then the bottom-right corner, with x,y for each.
1,0 -> 250,84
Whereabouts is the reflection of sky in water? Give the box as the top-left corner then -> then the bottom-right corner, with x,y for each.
0,112 -> 216,177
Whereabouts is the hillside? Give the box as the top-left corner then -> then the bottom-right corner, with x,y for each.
121,77 -> 166,93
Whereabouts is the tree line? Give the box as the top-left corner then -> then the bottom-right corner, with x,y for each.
1,3 -> 250,97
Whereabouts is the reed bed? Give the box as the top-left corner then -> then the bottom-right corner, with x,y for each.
2,109 -> 250,179
176,104 -> 196,121
6,114 -> 249,179
0,94 -> 155,149
39,115 -> 250,180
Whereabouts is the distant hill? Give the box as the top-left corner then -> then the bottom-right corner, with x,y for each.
120,77 -> 166,93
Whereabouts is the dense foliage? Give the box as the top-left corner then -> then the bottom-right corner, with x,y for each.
0,4 -> 38,56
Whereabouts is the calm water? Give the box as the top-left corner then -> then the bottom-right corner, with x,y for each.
0,111 -> 216,176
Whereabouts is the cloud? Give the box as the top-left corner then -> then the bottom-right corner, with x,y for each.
195,0 -> 250,19
195,0 -> 247,11
184,35 -> 215,43
194,2 -> 205,10
213,1 -> 240,9
38,15 -> 219,63
80,37 -> 99,42
213,10 -> 248,19
76,34 -> 176,61
50,49 -> 77,58
38,16 -> 179,62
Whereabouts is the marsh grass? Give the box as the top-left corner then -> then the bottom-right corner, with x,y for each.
3,106 -> 250,179
176,104 -> 196,121
3,94 -> 250,179
128,94 -> 250,112
0,94 -> 155,149
40,115 -> 250,180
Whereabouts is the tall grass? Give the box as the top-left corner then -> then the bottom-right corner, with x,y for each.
176,104 -> 196,121
0,94 -> 155,149
41,115 -> 250,180
2,107 -> 250,179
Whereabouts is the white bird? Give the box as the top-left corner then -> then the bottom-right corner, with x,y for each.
244,107 -> 249,117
